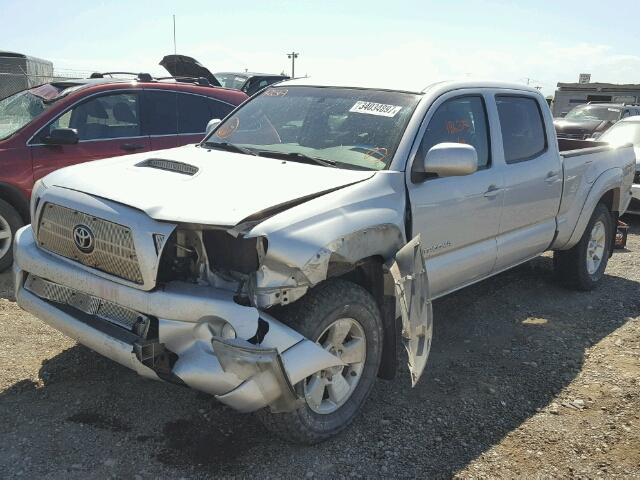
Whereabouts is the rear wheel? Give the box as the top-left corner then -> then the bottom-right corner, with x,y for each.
554,203 -> 613,290
0,199 -> 23,272
257,279 -> 383,444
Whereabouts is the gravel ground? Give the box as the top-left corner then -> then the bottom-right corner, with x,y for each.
1,218 -> 639,479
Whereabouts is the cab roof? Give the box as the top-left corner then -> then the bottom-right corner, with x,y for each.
276,77 -> 543,97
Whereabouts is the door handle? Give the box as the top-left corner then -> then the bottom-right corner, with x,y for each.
545,170 -> 560,183
120,143 -> 145,152
483,185 -> 501,198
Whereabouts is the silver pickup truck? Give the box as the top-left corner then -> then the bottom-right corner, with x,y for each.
14,80 -> 635,444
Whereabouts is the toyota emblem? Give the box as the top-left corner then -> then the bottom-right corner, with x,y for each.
73,224 -> 95,254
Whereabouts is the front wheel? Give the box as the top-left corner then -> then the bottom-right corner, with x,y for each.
257,279 -> 383,444
554,203 -> 613,290
0,199 -> 23,272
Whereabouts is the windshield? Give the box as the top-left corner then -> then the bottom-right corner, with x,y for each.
0,83 -> 62,140
215,73 -> 249,90
598,121 -> 640,147
202,86 -> 421,170
565,105 -> 621,122
0,89 -> 54,140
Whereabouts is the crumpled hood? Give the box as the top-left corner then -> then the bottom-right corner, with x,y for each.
42,146 -> 375,226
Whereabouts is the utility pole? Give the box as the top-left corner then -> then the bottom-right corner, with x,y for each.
287,52 -> 299,78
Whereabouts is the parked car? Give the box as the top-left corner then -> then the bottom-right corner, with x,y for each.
0,75 -> 247,270
159,54 -> 221,87
594,116 -> 640,214
554,102 -> 640,140
214,72 -> 290,96
14,79 -> 635,444
160,54 -> 289,96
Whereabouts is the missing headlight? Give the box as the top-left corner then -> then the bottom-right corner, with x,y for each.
202,231 -> 262,274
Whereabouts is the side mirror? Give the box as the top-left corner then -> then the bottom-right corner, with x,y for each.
423,143 -> 477,177
43,128 -> 79,146
205,118 -> 222,136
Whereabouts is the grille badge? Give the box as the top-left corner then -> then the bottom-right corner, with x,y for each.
73,224 -> 95,254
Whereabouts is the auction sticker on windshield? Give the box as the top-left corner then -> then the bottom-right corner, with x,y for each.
350,101 -> 402,117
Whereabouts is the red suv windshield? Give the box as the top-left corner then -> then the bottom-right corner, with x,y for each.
0,84 -> 66,140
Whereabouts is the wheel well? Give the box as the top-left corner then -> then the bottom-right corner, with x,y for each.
598,190 -> 618,257
0,184 -> 29,224
333,256 -> 398,380
599,189 -> 618,215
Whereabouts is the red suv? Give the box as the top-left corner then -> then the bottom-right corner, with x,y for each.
0,76 -> 247,270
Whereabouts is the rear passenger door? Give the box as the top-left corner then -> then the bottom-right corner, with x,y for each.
493,94 -> 563,271
142,90 -> 179,150
176,93 -> 235,146
30,91 -> 150,181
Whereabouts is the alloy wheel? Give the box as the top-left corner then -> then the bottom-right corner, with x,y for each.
304,317 -> 367,415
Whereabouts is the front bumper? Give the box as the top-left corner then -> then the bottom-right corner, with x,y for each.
14,226 -> 342,412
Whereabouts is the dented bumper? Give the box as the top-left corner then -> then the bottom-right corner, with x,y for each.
14,226 -> 342,412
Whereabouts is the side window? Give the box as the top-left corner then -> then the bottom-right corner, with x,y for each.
177,93 -> 211,134
418,95 -> 490,170
496,95 -> 546,163
208,99 -> 234,121
143,90 -> 178,135
49,93 -> 140,141
53,110 -> 72,129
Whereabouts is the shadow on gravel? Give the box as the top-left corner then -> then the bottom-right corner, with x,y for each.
0,270 -> 15,301
1,220 -> 639,478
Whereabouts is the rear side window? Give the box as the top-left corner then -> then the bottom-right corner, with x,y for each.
177,93 -> 212,134
496,95 -> 547,163
143,90 -> 178,135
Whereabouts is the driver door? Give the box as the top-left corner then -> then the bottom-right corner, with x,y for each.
406,92 -> 504,298
30,91 -> 150,182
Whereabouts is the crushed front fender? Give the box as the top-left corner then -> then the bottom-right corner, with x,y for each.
389,234 -> 433,386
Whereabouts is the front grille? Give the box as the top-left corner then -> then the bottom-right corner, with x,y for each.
25,274 -> 147,331
37,203 -> 143,284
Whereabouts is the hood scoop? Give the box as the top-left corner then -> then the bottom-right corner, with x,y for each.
136,158 -> 199,176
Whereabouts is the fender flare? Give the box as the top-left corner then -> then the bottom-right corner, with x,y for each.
0,182 -> 30,223
560,168 -> 622,250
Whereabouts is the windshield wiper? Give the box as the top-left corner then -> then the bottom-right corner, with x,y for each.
257,150 -> 337,168
203,142 -> 258,156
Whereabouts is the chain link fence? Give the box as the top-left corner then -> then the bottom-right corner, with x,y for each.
0,56 -> 93,100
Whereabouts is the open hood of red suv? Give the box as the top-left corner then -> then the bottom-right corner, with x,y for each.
160,54 -> 221,86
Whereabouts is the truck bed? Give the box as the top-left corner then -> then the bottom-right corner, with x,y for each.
552,141 -> 636,250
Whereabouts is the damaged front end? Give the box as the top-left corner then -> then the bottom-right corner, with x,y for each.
154,221 -> 433,393
14,223 -> 345,414
17,168 -> 434,417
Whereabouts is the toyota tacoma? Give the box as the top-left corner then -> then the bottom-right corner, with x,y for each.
14,79 -> 636,444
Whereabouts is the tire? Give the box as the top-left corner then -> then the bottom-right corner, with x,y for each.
257,279 -> 383,444
0,199 -> 23,272
553,203 -> 613,291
